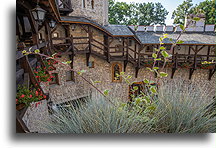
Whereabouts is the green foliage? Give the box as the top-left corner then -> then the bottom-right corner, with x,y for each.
153,80 -> 216,133
172,0 -> 216,25
103,89 -> 110,96
34,49 -> 40,54
108,0 -> 168,25
159,72 -> 168,77
16,85 -> 44,106
43,80 -> 216,133
77,69 -> 87,75
44,98 -> 154,133
172,0 -> 194,24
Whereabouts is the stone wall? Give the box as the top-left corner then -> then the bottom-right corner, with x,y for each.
69,0 -> 109,25
22,100 -> 50,133
48,54 -> 215,102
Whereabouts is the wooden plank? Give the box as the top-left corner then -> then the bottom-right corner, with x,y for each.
23,73 -> 30,89
93,39 -> 108,48
16,111 -> 30,133
16,42 -> 48,60
171,68 -> 176,79
189,68 -> 195,80
16,69 -> 24,80
20,56 -> 44,94
91,43 -> 105,51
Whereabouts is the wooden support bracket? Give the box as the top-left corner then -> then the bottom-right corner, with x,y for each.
171,68 -> 177,79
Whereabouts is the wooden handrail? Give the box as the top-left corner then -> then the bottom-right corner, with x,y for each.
16,41 -> 48,60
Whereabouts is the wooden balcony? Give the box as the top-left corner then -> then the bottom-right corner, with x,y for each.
56,0 -> 73,15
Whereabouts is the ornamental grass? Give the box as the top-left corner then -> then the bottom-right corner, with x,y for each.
43,80 -> 216,133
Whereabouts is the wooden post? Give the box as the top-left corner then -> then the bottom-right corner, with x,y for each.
135,44 -> 142,78
104,35 -> 110,63
86,28 -> 92,66
207,46 -> 211,61
124,37 -> 129,72
134,42 -> 137,59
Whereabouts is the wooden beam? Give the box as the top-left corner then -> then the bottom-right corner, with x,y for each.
20,56 -> 44,94
124,60 -> 128,72
104,35 -> 110,63
16,111 -> 30,133
189,68 -> 195,80
207,46 -> 211,61
86,27 -> 92,66
45,21 -> 54,55
208,69 -> 215,81
171,68 -> 176,79
135,67 -> 140,78
23,73 -> 30,89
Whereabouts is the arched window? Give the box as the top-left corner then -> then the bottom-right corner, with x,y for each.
112,63 -> 122,82
52,32 -> 59,38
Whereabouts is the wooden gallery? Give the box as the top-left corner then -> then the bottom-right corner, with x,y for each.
16,0 -> 215,133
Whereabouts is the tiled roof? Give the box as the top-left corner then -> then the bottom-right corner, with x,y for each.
103,25 -> 134,36
60,16 -> 134,36
61,16 -> 215,45
136,32 -> 216,45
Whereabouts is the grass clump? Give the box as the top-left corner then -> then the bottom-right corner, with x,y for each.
44,80 -> 216,133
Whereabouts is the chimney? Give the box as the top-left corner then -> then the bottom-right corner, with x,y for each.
184,14 -> 205,32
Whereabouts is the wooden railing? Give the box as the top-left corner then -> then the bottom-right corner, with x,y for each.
51,34 -> 216,80
16,41 -> 50,133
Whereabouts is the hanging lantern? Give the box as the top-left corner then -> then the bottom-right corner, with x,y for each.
71,24 -> 76,31
49,19 -> 56,28
31,5 -> 46,22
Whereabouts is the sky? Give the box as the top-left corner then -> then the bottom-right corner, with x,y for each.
115,0 -> 205,25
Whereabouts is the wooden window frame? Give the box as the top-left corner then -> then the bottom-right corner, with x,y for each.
112,63 -> 122,83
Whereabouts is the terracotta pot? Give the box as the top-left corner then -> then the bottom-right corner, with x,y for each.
16,103 -> 26,111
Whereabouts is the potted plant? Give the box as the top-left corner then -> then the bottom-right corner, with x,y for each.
16,86 -> 47,110
198,61 -> 215,69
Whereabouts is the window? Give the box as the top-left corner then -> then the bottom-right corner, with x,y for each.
38,33 -> 43,43
66,71 -> 74,82
88,61 -> 94,68
91,0 -> 94,9
52,32 -> 59,38
112,63 -> 122,82
82,0 -> 86,8
50,73 -> 59,85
